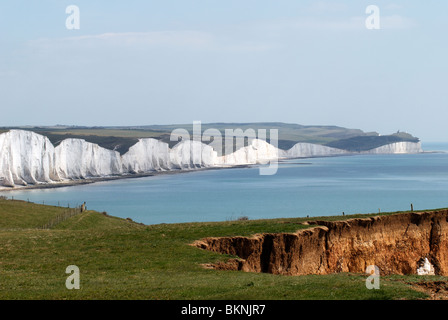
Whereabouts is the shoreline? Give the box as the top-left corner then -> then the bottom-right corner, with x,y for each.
2,151 -> 445,226
0,164 -> 252,193
0,149 -> 440,193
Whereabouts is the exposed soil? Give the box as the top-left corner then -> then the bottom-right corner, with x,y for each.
410,281 -> 448,300
193,210 -> 448,277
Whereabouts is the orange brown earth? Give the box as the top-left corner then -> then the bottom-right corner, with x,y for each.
411,281 -> 448,300
193,210 -> 448,276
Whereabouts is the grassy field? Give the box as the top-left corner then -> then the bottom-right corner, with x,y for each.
0,198 -> 442,300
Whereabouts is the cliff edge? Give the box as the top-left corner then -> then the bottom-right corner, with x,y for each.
194,210 -> 448,276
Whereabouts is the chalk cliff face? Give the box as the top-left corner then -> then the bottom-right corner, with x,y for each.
170,140 -> 218,169
363,142 -> 423,154
287,143 -> 348,158
0,130 -> 59,187
121,138 -> 171,173
0,130 -> 425,188
55,139 -> 123,179
194,210 -> 448,276
217,139 -> 286,165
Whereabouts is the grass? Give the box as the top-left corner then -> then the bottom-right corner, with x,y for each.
0,199 -> 71,229
0,199 -> 439,300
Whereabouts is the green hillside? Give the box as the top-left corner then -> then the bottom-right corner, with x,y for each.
0,198 -> 440,300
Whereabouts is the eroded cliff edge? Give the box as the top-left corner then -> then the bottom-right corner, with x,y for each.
193,210 -> 448,276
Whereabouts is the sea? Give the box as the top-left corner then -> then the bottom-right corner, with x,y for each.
3,142 -> 448,225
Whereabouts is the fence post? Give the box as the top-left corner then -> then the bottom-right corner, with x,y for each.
39,205 -> 83,229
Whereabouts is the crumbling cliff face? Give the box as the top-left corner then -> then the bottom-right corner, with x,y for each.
194,210 -> 448,276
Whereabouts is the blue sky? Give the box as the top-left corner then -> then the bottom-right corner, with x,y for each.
0,1 -> 447,141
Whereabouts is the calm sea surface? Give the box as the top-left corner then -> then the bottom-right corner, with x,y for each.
3,142 -> 448,225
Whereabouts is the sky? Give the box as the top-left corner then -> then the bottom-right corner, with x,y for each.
0,1 -> 447,141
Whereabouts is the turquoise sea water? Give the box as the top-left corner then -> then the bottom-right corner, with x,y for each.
3,142 -> 448,225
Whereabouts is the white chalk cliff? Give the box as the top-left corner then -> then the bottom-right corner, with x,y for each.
55,138 -> 123,179
216,139 -> 285,166
363,141 -> 423,154
170,140 -> 218,169
0,130 -> 59,187
0,130 -> 424,188
122,138 -> 171,173
286,143 -> 348,158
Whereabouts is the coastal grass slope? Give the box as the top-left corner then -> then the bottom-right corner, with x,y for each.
0,199 -> 442,300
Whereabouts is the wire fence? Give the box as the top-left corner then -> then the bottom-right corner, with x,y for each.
3,195 -> 85,209
0,196 -> 89,230
39,207 -> 83,230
